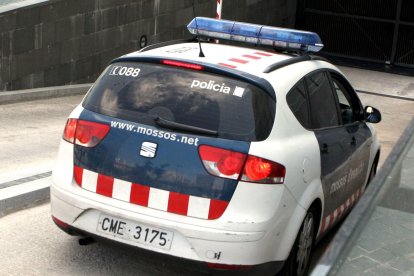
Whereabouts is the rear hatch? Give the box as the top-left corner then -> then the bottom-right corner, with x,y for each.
72,60 -> 275,220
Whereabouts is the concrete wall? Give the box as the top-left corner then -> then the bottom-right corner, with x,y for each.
0,0 -> 296,91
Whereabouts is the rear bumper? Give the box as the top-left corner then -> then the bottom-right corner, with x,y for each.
52,215 -> 284,276
51,183 -> 290,273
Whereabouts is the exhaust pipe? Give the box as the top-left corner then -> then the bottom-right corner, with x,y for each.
78,237 -> 95,246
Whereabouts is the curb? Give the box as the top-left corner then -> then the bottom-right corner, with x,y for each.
0,83 -> 92,105
0,176 -> 51,218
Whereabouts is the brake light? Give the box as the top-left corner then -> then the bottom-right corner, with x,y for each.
241,156 -> 285,184
243,156 -> 272,180
76,120 -> 110,147
161,60 -> 204,70
199,145 -> 285,184
62,119 -> 109,147
199,145 -> 247,180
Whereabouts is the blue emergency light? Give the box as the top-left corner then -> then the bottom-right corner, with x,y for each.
187,17 -> 324,52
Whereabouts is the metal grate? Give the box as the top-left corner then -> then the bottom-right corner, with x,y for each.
303,0 -> 398,20
400,0 -> 414,23
303,12 -> 394,62
297,0 -> 414,68
395,25 -> 414,67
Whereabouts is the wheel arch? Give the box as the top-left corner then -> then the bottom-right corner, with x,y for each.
277,197 -> 323,276
274,181 -> 324,261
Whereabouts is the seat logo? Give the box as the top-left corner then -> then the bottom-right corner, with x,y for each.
140,142 -> 157,158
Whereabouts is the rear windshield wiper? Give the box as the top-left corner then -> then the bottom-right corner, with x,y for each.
154,116 -> 218,137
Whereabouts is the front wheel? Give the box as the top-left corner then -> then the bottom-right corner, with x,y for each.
278,210 -> 316,276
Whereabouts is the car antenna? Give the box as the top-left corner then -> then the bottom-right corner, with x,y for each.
192,1 -> 205,58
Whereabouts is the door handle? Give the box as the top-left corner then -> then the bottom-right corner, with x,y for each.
351,136 -> 356,146
321,143 -> 329,154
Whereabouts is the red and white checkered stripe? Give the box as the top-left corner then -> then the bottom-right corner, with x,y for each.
73,166 -> 229,220
318,186 -> 365,236
218,51 -> 275,69
216,0 -> 222,19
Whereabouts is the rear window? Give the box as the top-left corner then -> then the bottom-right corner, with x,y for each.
83,62 -> 275,141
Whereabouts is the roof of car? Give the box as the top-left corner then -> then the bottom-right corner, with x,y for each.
122,41 -> 294,77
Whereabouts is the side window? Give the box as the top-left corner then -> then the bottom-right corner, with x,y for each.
330,74 -> 360,125
306,71 -> 339,129
286,80 -> 311,129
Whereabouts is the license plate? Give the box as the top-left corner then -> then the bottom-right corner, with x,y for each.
97,214 -> 174,250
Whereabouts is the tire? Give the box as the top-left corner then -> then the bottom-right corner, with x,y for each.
278,209 -> 316,276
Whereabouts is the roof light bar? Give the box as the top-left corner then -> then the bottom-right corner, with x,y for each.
187,17 -> 324,52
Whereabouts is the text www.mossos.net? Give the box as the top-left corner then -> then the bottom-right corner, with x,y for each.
110,121 -> 199,146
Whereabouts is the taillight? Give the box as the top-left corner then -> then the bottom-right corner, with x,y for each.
241,156 -> 285,184
75,120 -> 110,147
199,145 -> 285,184
63,119 -> 77,143
62,119 -> 109,147
199,145 -> 247,180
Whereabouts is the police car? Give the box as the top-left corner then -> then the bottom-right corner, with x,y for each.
50,17 -> 381,275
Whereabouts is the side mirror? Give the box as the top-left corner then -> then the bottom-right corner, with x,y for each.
364,106 -> 381,123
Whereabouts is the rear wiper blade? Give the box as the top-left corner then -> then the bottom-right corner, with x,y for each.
154,116 -> 218,137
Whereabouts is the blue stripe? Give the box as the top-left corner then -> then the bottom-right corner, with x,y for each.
74,109 -> 250,201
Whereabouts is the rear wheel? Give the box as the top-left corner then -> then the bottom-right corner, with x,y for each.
278,209 -> 316,276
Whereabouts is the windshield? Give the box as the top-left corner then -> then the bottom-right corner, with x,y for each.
83,62 -> 275,141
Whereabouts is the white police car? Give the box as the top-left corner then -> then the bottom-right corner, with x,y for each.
50,17 -> 381,275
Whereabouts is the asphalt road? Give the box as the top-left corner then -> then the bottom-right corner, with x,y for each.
0,90 -> 413,275
0,95 -> 82,184
0,201 -> 202,276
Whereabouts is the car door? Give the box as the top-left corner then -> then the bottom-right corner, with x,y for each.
328,72 -> 372,194
305,71 -> 353,219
